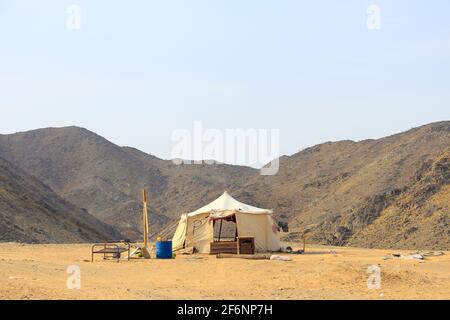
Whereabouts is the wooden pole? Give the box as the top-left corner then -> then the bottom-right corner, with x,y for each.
302,231 -> 306,253
143,189 -> 148,247
142,189 -> 151,258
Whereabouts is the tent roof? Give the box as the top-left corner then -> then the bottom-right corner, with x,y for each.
187,191 -> 272,217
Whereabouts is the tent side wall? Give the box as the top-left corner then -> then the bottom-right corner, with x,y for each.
172,214 -> 187,251
235,213 -> 281,252
265,215 -> 282,251
184,213 -> 213,254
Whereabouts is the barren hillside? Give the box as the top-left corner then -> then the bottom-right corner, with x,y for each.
0,127 -> 256,239
0,122 -> 448,249
239,122 -> 450,250
0,156 -> 121,243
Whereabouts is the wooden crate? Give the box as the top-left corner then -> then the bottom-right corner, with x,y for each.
210,241 -> 237,255
238,237 -> 255,255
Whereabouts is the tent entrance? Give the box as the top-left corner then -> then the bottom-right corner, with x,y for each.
210,215 -> 238,254
213,215 -> 238,242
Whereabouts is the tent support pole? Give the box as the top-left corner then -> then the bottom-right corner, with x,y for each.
218,219 -> 223,242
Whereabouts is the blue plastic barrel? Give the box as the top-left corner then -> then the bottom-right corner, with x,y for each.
156,241 -> 173,259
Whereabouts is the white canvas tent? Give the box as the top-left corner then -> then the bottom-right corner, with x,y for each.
172,191 -> 281,253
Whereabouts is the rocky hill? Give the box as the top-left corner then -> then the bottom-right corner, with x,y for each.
238,121 -> 450,250
0,156 -> 121,243
0,127 -> 256,239
347,148 -> 449,249
0,122 -> 448,249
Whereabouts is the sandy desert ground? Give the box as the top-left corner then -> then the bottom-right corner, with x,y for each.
0,243 -> 448,300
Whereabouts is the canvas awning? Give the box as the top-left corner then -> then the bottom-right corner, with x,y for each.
187,191 -> 272,217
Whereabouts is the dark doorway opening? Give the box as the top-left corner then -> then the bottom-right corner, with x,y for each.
213,215 -> 237,242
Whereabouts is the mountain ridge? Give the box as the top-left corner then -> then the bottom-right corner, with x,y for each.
0,121 -> 448,249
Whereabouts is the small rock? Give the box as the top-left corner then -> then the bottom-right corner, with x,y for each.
270,255 -> 292,261
402,254 -> 425,260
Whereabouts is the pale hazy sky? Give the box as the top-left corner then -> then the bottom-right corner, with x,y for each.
0,1 -> 449,163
